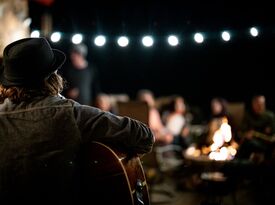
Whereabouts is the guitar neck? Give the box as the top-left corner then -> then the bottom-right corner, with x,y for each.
253,131 -> 275,142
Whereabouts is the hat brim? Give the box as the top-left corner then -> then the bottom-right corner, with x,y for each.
51,48 -> 66,72
0,65 -> 7,86
0,48 -> 66,87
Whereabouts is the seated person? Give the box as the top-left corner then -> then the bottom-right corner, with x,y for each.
162,96 -> 193,150
137,89 -> 174,145
237,94 -> 275,161
199,97 -> 235,147
94,92 -> 117,113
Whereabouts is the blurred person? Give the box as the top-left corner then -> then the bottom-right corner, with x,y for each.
210,97 -> 229,119
162,96 -> 193,149
237,94 -> 275,161
0,37 -> 154,204
62,43 -> 100,105
199,97 -> 238,149
94,92 -> 116,113
137,89 -> 173,145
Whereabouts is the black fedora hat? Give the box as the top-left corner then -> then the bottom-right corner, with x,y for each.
0,37 -> 66,87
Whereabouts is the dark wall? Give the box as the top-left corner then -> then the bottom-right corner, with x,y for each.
30,0 -> 275,114
90,35 -> 275,109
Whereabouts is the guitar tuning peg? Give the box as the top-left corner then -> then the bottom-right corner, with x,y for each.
136,179 -> 143,192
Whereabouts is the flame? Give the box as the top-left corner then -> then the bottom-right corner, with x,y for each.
185,117 -> 238,161
208,117 -> 237,161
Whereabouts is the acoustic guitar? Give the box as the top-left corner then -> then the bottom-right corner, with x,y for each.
79,141 -> 150,205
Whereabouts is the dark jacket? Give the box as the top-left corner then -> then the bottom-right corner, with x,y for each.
0,95 -> 154,203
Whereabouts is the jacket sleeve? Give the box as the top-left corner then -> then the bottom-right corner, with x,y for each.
73,104 -> 155,154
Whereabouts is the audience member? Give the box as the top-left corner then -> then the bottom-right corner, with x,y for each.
137,89 -> 173,145
210,97 -> 229,119
94,92 -> 116,113
162,95 -> 193,149
62,43 -> 100,105
237,94 -> 275,161
199,97 -> 237,148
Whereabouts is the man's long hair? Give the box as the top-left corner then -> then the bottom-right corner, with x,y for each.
0,73 -> 64,103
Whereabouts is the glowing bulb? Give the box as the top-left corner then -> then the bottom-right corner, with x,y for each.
167,35 -> 179,46
194,33 -> 204,43
72,34 -> 83,44
221,31 -> 231,41
50,32 -> 61,43
142,36 -> 154,47
117,36 -> 129,47
250,27 -> 259,37
94,35 -> 106,47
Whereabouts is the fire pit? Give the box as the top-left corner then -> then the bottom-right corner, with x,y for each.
180,118 -> 241,205
184,117 -> 239,162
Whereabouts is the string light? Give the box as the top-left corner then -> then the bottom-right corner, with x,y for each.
194,33 -> 204,44
250,27 -> 259,37
71,34 -> 83,44
142,36 -> 154,47
30,30 -> 40,38
50,32 -> 61,43
31,27 -> 263,47
221,31 -> 231,41
117,36 -> 129,47
167,35 -> 179,46
94,35 -> 106,47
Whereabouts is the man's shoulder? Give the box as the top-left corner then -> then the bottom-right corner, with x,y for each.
265,110 -> 275,119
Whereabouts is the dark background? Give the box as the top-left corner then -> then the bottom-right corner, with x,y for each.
28,0 -> 275,115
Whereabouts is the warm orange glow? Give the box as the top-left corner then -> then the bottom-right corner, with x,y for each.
185,117 -> 238,161
207,117 -> 237,160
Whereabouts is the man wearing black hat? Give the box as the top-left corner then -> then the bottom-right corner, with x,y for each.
0,37 -> 154,203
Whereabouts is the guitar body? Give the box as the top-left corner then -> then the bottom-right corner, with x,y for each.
79,141 -> 150,205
